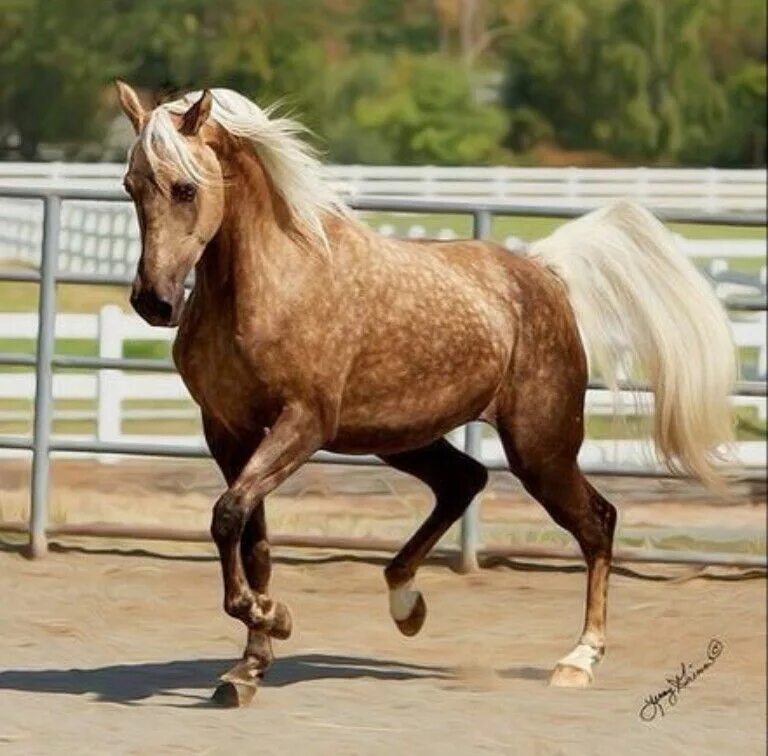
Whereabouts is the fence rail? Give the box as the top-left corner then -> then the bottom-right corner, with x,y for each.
0,184 -> 765,569
1,163 -> 766,212
1,192 -> 766,285
1,165 -> 766,279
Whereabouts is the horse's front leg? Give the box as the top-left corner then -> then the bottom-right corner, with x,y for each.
216,501 -> 289,700
203,420 -> 281,688
209,404 -> 323,706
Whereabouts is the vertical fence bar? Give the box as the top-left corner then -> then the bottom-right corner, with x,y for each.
458,208 -> 494,572
472,208 -> 493,240
29,195 -> 60,558
460,422 -> 484,572
97,304 -> 123,452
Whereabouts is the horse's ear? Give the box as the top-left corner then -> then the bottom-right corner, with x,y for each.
115,80 -> 146,134
179,90 -> 213,137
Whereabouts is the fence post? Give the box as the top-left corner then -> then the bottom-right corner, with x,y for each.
566,167 -> 579,204
29,195 -> 60,558
424,166 -> 436,198
460,422 -> 484,573
458,208 -> 494,573
758,311 -> 767,381
636,167 -> 649,204
705,167 -> 719,214
97,304 -> 123,450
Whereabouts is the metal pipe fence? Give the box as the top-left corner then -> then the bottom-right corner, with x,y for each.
0,186 -> 765,566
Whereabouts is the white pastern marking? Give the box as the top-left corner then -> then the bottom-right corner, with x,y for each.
389,580 -> 419,622
557,643 -> 601,674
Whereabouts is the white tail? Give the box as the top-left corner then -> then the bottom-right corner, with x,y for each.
529,200 -> 736,488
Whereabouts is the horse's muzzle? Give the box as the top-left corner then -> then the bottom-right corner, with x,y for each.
130,286 -> 181,327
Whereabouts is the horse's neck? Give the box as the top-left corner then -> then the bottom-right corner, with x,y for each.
194,150 -> 303,311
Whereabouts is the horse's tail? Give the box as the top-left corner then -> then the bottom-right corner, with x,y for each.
529,199 -> 736,488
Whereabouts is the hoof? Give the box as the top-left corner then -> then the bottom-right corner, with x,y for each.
549,663 -> 593,688
212,680 -> 257,707
394,591 -> 427,637
269,601 -> 293,640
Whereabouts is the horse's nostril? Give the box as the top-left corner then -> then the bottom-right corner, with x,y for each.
131,289 -> 174,324
154,297 -> 173,322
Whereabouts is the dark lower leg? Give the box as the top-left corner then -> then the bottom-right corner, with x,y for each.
519,466 -> 616,685
238,502 -> 291,674
384,506 -> 465,588
210,496 -> 289,705
382,439 -> 488,635
211,493 -> 286,639
577,482 -> 616,654
211,406 -> 320,643
205,409 -> 322,706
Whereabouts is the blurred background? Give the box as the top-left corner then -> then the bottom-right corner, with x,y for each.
0,0 -> 765,563
0,0 -> 765,166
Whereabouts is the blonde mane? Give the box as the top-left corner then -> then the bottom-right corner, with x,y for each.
138,88 -> 347,244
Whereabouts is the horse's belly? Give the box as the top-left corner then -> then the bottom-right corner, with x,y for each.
331,350 -> 506,454
329,404 -> 486,455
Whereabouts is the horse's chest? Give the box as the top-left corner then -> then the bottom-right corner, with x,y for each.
173,328 -> 269,433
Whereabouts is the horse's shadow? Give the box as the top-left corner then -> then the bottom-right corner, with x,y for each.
0,653 -> 453,705
0,653 -> 551,705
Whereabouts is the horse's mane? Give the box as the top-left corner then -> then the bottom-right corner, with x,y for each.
138,88 -> 348,245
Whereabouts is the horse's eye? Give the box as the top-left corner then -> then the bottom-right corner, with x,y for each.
171,181 -> 197,202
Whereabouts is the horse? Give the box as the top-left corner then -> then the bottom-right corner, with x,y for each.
115,81 -> 735,706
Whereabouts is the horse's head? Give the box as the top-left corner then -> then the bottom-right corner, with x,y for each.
116,81 -> 225,327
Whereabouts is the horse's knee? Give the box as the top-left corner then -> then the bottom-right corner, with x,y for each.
211,491 -> 248,544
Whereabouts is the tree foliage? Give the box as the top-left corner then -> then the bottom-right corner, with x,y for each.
502,0 -> 766,165
0,0 -> 764,165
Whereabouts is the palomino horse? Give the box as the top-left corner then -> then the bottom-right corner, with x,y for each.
116,82 -> 735,706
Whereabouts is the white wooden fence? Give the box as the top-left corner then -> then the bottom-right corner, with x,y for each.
1,164 -> 765,282
0,305 -> 764,467
331,165 -> 768,212
1,163 -> 766,212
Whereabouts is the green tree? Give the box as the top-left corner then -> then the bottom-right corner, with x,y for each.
0,0 -> 122,158
501,0 -> 766,166
714,62 -> 767,166
349,53 -> 507,164
0,0 -> 764,166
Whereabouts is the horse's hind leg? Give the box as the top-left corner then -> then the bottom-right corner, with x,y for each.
498,423 -> 617,688
380,437 -> 488,636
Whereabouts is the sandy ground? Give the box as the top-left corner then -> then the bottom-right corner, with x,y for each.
0,543 -> 765,756
0,457 -> 765,753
